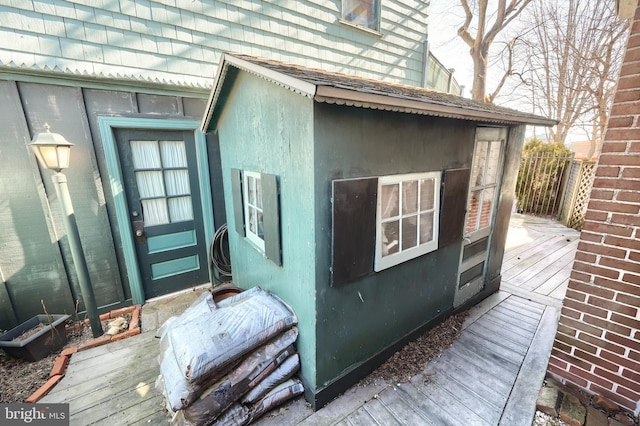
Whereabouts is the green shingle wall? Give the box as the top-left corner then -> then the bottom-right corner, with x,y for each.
0,0 -> 431,88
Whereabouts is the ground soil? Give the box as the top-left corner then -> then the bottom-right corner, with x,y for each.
0,317 -> 120,403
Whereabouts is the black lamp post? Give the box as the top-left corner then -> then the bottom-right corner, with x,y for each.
29,124 -> 103,338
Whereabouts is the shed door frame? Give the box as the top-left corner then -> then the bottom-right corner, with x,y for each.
97,116 -> 215,305
454,126 -> 508,308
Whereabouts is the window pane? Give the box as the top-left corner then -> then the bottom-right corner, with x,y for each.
420,179 -> 435,211
381,221 -> 399,257
160,140 -> 187,168
465,190 -> 482,233
257,211 -> 264,239
256,177 -> 263,209
135,171 -> 165,198
402,216 -> 417,250
164,170 -> 190,196
142,199 -> 168,226
248,176 -> 257,205
420,212 -> 434,244
343,0 -> 378,29
131,141 -> 161,169
168,196 -> 193,222
403,180 -> 418,214
471,141 -> 488,187
479,188 -> 495,229
381,184 -> 399,219
486,141 -> 501,185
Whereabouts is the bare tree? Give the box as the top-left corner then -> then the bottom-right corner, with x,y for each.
516,0 -> 628,146
457,0 -> 533,102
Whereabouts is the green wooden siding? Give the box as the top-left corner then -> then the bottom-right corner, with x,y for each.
0,0 -> 436,89
216,71 -> 317,390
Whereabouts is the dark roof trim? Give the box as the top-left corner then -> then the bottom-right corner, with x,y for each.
201,53 -> 556,132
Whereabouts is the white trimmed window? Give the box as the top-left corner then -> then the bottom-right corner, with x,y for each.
375,172 -> 440,271
342,0 -> 380,31
243,171 -> 264,251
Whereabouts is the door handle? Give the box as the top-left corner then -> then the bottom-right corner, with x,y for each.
133,220 -> 146,244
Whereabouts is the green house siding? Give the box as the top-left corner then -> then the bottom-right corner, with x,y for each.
216,72 -> 318,389
0,0 -> 435,89
313,105 -> 477,389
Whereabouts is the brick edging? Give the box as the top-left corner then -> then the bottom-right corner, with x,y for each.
25,304 -> 142,403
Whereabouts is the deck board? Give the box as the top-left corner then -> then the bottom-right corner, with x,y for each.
43,214 -> 578,425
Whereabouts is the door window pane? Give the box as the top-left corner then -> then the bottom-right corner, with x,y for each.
142,199 -> 169,226
131,141 -> 161,169
471,141 -> 488,187
479,188 -> 495,229
165,170 -> 190,196
169,197 -> 193,222
160,141 -> 187,168
486,141 -> 501,185
135,171 -> 165,198
465,190 -> 482,233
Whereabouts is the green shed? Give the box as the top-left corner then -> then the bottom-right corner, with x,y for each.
201,53 -> 555,409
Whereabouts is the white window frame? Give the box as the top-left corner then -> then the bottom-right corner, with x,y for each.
375,171 -> 441,271
243,171 -> 265,252
341,0 -> 381,32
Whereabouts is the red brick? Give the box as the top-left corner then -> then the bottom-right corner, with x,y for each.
607,116 -> 635,128
582,221 -> 633,237
568,281 -> 615,299
600,143 -> 628,153
108,306 -> 136,317
599,257 -> 640,274
621,167 -> 640,178
60,347 -> 77,357
610,102 -> 640,117
549,355 -> 569,370
631,141 -> 640,152
578,332 -> 626,355
568,366 -> 615,390
611,313 -> 640,330
617,74 -> 640,91
128,306 -> 141,331
99,312 -> 111,321
621,368 -> 640,383
573,260 -> 621,280
552,348 -> 593,372
575,251 -> 597,263
589,190 -> 615,201
49,355 -> 70,377
611,213 -> 640,226
626,33 -> 640,49
559,315 -> 603,337
583,314 -> 631,336
630,251 -> 640,262
555,340 -> 572,354
556,331 -> 598,354
560,304 -> 582,319
558,323 -> 578,337
589,384 -> 635,413
595,166 -> 621,177
77,335 -> 112,351
593,276 -> 639,296
25,375 -> 64,403
598,154 -> 640,165
547,365 -> 589,388
616,292 -> 640,307
617,191 -> 640,203
574,349 -> 619,373
565,289 -> 587,302
565,298 -> 608,319
620,61 -> 640,77
603,235 -> 640,251
589,200 -> 639,214
110,328 -> 141,342
584,210 -> 608,222
594,367 -> 639,393
616,387 -> 640,411
593,178 -> 639,191
578,241 -> 627,259
588,295 -> 638,317
622,272 -> 640,285
570,271 -> 592,283
613,89 -> 640,103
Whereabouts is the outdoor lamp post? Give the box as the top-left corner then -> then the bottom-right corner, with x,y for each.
29,124 -> 103,338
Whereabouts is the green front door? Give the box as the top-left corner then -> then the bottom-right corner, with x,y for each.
115,129 -> 208,299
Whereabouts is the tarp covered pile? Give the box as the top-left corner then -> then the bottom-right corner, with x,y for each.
156,287 -> 304,425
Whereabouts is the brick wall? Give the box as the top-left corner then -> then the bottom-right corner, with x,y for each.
547,2 -> 640,412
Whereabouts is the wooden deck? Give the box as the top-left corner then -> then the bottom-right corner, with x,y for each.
41,214 -> 580,425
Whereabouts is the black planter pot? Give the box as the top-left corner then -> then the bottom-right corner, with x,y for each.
0,314 -> 70,361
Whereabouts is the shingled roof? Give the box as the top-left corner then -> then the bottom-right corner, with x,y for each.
202,53 -> 557,132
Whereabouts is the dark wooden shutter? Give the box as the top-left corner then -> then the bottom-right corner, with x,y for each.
261,173 -> 282,266
230,168 -> 245,236
331,177 -> 378,286
439,168 -> 471,247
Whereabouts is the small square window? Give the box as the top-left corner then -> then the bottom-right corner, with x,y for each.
243,171 -> 264,251
342,0 -> 380,31
375,172 -> 440,271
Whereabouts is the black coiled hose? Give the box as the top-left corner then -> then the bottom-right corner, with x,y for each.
210,224 -> 232,279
